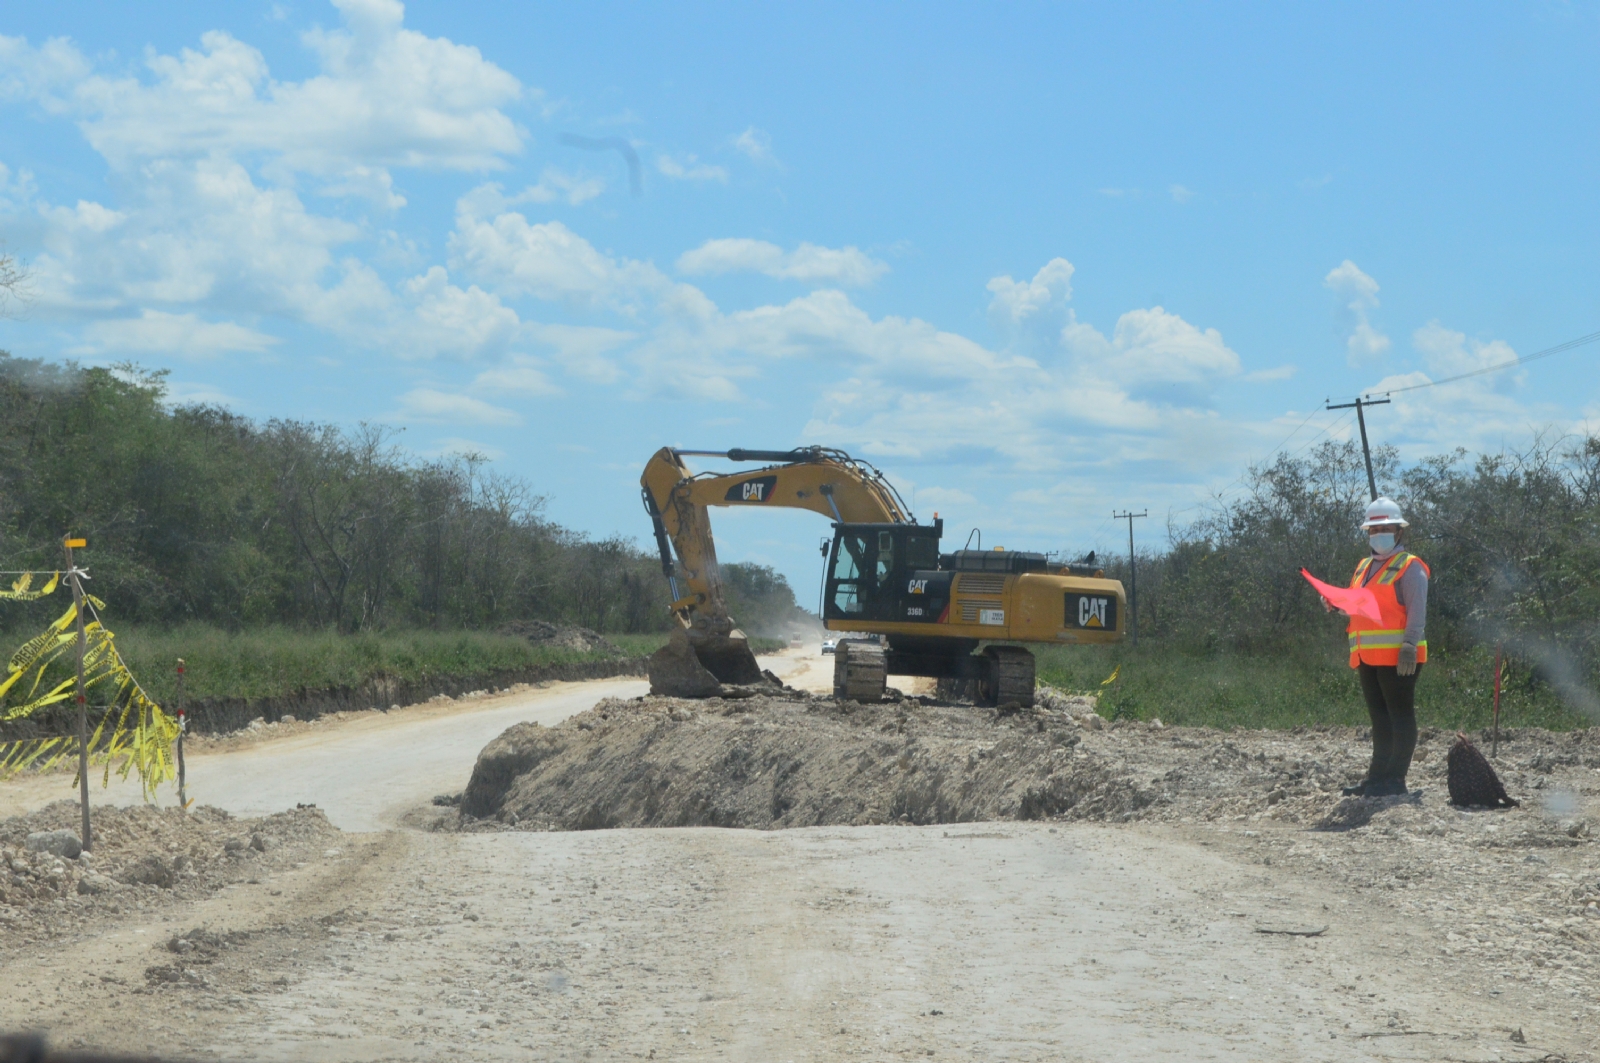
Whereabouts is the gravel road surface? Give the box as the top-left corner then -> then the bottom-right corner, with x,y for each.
1,648 -> 1593,1061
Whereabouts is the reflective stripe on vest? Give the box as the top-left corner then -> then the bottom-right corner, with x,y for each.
1346,551 -> 1430,669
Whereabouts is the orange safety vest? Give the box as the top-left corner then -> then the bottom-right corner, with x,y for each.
1347,551 -> 1429,668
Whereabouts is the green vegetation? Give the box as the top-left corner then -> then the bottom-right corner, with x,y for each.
1036,642 -> 1589,733
109,626 -> 614,703
1047,433 -> 1600,731
2,625 -> 793,709
0,354 -> 806,709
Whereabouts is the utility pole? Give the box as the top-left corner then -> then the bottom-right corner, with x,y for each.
1112,510 -> 1148,645
1326,396 -> 1391,502
63,535 -> 91,852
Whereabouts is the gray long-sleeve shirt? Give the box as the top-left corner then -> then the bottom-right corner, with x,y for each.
1360,552 -> 1428,647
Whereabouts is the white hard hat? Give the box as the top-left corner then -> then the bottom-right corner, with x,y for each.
1360,496 -> 1409,529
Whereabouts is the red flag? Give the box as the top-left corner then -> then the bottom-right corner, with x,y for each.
1300,568 -> 1383,623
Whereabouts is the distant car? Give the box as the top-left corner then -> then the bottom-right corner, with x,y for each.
821,639 -> 838,655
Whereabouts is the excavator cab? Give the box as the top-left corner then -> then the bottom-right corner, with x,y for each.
823,520 -> 945,625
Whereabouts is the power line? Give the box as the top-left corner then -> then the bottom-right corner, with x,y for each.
1373,327 -> 1600,398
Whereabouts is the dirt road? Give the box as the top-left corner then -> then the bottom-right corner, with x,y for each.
3,650 -> 1594,1061
0,650 -> 833,829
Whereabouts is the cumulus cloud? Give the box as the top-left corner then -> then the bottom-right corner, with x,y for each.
1325,259 -> 1390,365
656,154 -> 728,183
449,203 -> 673,311
676,239 -> 888,287
1,2 -> 543,367
1358,322 -> 1551,457
987,258 -> 1074,332
2,1 -> 524,199
732,127 -> 776,165
71,309 -> 280,359
393,387 -> 521,425
469,355 -> 561,397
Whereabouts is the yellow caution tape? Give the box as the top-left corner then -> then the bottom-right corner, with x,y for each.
0,572 -> 60,602
1100,665 -> 1121,687
0,589 -> 179,799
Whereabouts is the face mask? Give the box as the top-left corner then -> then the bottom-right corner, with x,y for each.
1369,532 -> 1397,554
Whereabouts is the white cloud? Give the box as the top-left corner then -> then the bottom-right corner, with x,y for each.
732,127 -> 776,165
1169,184 -> 1195,203
987,258 -> 1074,331
0,0 -> 550,360
469,355 -> 561,397
676,239 -> 888,287
1357,321 -> 1551,457
460,169 -> 604,216
72,309 -> 280,359
4,4 -> 525,205
1244,364 -> 1297,382
656,154 -> 728,183
449,204 -> 673,310
396,266 -> 521,360
524,322 -> 634,384
1324,259 -> 1390,365
393,387 -> 521,425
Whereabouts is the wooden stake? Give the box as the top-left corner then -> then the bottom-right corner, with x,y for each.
1491,642 -> 1503,758
175,658 -> 187,811
65,537 -> 91,853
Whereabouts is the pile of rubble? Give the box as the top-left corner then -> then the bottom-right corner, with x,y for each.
0,800 -> 337,943
455,683 -> 1599,837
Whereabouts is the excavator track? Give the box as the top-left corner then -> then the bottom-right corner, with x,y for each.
981,645 -> 1035,707
833,640 -> 888,702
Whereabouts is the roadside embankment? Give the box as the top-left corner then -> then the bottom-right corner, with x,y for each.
180,654 -> 647,735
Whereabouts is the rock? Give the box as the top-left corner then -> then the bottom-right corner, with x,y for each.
121,854 -> 175,889
76,873 -> 118,896
223,838 -> 246,853
1080,713 -> 1106,731
281,714 -> 297,724
249,832 -> 274,852
25,830 -> 82,860
247,716 -> 266,730
1510,1028 -> 1527,1044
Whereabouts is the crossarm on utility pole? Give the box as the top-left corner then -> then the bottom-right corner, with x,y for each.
1326,397 -> 1391,502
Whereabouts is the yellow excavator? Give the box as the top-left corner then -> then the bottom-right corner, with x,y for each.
641,446 -> 1126,705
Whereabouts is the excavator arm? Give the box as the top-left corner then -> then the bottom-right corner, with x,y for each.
641,446 -> 911,639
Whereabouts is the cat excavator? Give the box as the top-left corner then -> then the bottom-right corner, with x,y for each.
641,446 -> 1126,705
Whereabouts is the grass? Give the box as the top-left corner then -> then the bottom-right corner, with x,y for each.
1033,638 -> 1594,733
0,623 -> 795,708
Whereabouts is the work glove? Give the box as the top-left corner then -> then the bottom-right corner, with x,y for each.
1397,644 -> 1418,676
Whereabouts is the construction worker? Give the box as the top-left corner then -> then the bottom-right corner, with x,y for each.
1333,497 -> 1429,797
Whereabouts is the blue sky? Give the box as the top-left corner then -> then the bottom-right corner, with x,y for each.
2,1 -> 1598,600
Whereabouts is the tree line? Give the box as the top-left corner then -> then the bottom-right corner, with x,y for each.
1096,433 -> 1600,701
0,355 -> 804,636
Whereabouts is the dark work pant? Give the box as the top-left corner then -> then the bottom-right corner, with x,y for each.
1357,662 -> 1421,783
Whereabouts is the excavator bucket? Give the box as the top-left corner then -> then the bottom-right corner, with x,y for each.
647,627 -> 765,697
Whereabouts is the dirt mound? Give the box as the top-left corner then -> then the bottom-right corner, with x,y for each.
499,620 -> 621,655
459,688 -> 1147,829
0,800 -> 337,942
458,684 -> 1600,838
